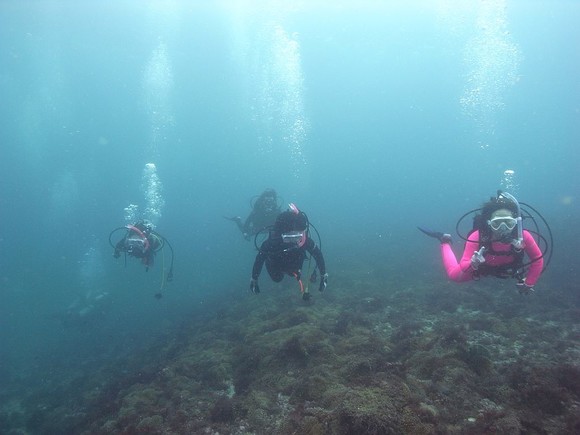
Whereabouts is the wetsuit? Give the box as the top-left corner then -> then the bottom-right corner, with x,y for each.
252,237 -> 326,282
242,207 -> 280,237
441,229 -> 543,285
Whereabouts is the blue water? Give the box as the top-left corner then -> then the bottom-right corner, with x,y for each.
1,0 -> 578,425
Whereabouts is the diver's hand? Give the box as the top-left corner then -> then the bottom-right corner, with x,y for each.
319,273 -> 328,292
470,247 -> 487,270
250,278 -> 260,294
516,281 -> 534,295
113,250 -> 120,259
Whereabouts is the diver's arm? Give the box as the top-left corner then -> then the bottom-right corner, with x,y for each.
252,250 -> 266,280
306,239 -> 326,275
114,239 -> 125,257
458,238 -> 481,274
441,233 -> 479,282
243,211 -> 257,235
522,230 -> 543,286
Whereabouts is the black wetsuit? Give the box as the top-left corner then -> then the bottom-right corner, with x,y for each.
242,208 -> 280,237
252,237 -> 326,282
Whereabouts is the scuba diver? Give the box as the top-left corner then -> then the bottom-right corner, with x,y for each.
225,188 -> 282,241
109,221 -> 174,296
418,191 -> 552,294
60,290 -> 111,330
250,203 -> 328,301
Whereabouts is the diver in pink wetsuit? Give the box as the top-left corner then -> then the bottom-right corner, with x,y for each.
419,192 -> 547,294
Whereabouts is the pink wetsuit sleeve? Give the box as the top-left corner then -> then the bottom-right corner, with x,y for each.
523,230 -> 543,286
440,232 -> 479,282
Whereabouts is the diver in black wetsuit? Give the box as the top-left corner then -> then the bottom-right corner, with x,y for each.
226,188 -> 281,240
250,203 -> 327,301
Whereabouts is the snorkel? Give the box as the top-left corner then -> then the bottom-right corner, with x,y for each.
289,202 -> 300,214
498,191 -> 524,250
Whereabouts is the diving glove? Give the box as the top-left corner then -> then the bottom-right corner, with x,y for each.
516,281 -> 534,295
470,247 -> 486,270
250,278 -> 260,294
319,273 -> 328,292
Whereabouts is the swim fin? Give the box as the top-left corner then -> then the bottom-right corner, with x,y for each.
417,227 -> 452,244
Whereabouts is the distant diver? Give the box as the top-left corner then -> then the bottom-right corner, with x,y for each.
59,290 -> 110,329
109,221 -> 174,294
225,188 -> 282,241
419,191 -> 552,294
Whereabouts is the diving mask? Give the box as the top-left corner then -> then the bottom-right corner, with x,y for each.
281,230 -> 306,247
488,216 -> 517,232
263,196 -> 276,212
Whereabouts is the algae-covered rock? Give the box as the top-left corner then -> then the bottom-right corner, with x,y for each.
136,414 -> 164,432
